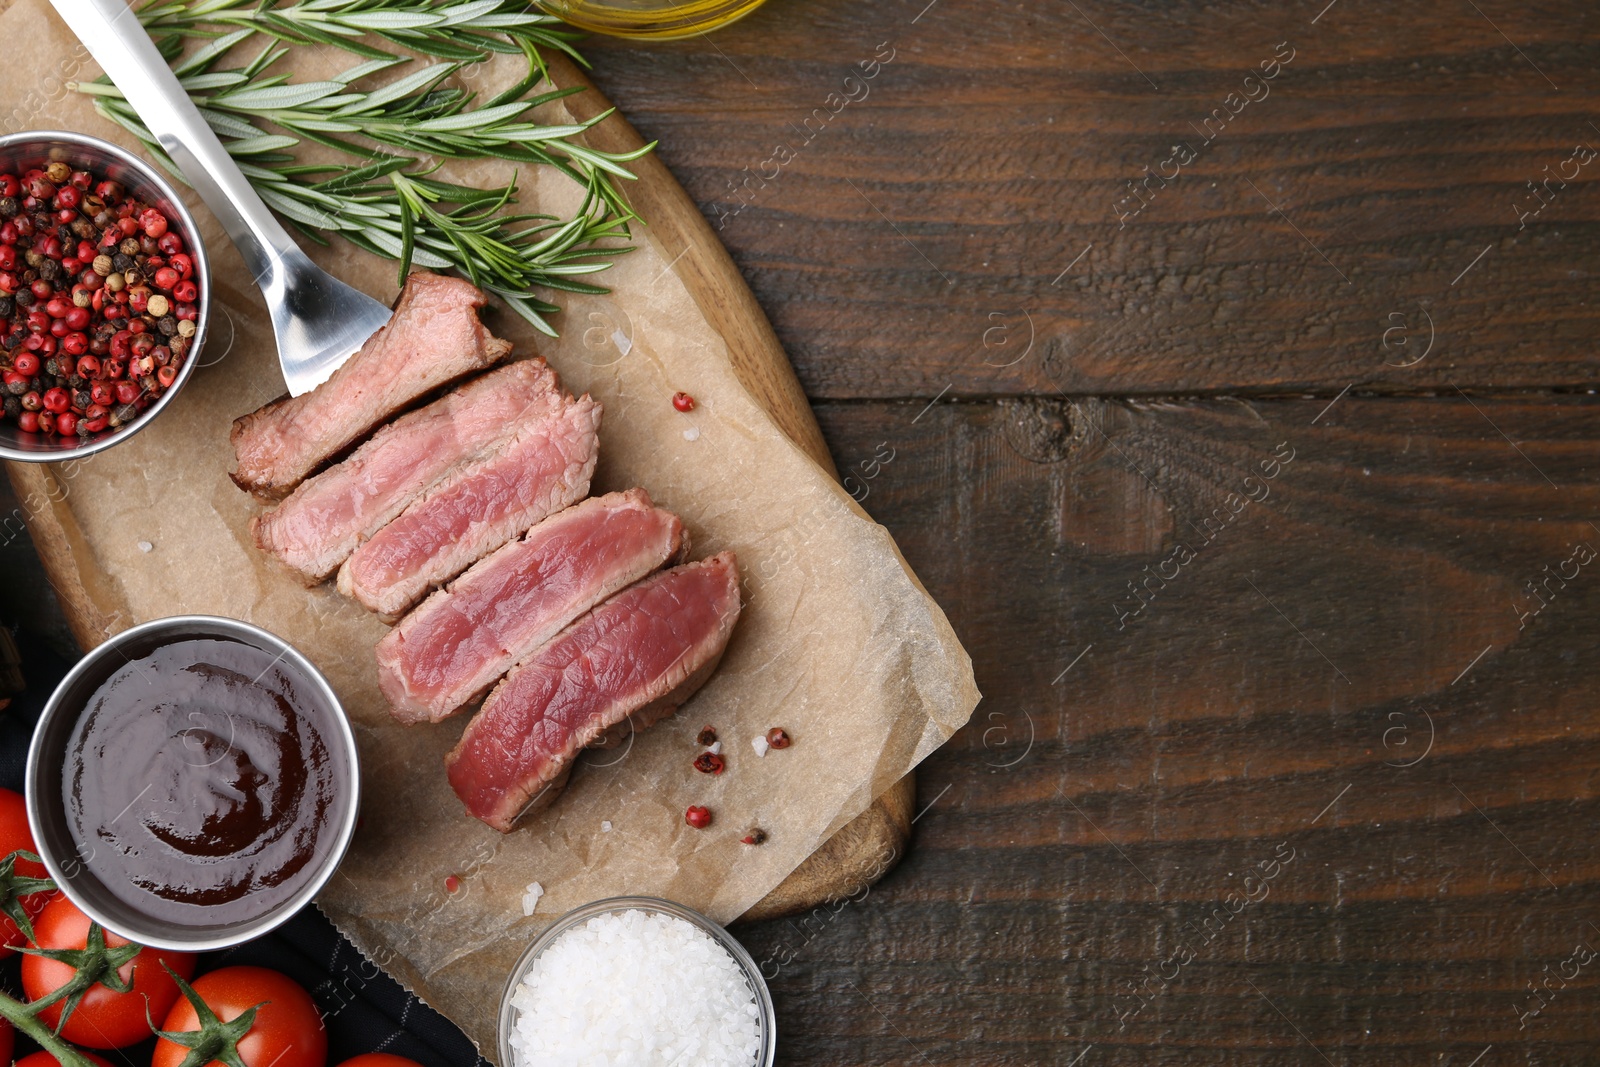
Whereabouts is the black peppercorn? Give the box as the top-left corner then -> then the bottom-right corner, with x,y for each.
14,290 -> 33,309
2,396 -> 18,419
0,295 -> 13,318
111,253 -> 135,273
0,197 -> 16,219
71,389 -> 90,410
157,315 -> 177,336
36,259 -> 61,283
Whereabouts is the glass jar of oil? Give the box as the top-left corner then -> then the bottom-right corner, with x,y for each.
538,0 -> 770,39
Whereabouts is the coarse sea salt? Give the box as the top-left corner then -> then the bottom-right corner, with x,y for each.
509,909 -> 761,1067
521,882 -> 544,917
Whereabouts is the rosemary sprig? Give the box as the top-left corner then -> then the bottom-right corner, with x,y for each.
137,0 -> 588,69
71,0 -> 655,334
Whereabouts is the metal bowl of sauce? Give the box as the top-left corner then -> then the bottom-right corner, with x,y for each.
26,615 -> 358,951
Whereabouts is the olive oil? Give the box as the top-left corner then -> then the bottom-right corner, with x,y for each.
538,0 -> 769,39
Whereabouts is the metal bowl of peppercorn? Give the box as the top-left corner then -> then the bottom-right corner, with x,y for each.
0,130 -> 209,463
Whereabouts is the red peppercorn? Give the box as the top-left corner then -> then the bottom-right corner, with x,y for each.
173,280 -> 198,304
89,381 -> 113,406
55,411 -> 77,436
13,352 -> 38,377
138,208 -> 168,239
155,365 -> 177,389
114,380 -> 140,406
0,247 -> 14,272
766,727 -> 792,749
157,231 -> 184,256
41,387 -> 69,414
16,410 -> 37,433
81,415 -> 108,433
19,391 -> 40,412
94,180 -> 122,201
693,752 -> 725,775
61,334 -> 88,358
169,253 -> 192,279
53,185 -> 81,211
672,391 -> 695,412
444,874 -> 461,893
70,171 -> 91,192
153,266 -> 179,290
685,806 -> 712,829
741,829 -> 768,846
75,354 -> 99,378
0,176 -> 17,199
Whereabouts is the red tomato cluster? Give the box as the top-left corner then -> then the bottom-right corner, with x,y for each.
0,787 -> 426,1067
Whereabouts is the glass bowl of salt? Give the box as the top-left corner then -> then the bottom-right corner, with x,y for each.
498,896 -> 776,1066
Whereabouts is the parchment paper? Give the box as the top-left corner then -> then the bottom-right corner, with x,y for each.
1,1 -> 979,1055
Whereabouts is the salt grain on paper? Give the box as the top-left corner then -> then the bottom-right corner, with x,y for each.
136,541 -> 153,553
520,882 -> 544,917
682,426 -> 701,441
601,821 -> 613,833
509,909 -> 761,1067
707,741 -> 722,755
751,735 -> 769,758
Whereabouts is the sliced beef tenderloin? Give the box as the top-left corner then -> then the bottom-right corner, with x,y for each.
337,392 -> 602,617
445,552 -> 742,832
378,490 -> 688,724
231,272 -> 512,498
252,360 -> 564,584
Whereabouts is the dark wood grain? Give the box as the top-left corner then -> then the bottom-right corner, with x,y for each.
582,0 -> 1600,400
725,392 -> 1600,1064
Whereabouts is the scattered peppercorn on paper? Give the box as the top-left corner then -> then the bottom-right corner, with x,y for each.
3,0 -> 980,1057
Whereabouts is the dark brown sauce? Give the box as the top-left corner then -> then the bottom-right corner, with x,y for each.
64,637 -> 343,925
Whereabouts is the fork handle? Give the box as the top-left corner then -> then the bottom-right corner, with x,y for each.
48,0 -> 302,286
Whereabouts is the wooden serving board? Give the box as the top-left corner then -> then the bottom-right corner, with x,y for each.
5,52 -> 913,923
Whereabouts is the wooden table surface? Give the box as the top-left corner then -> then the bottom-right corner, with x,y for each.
9,0 -> 1600,1063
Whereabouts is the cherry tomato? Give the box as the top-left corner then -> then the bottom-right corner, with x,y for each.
14,1051 -> 116,1067
153,966 -> 326,1067
0,785 -> 53,956
23,894 -> 196,1048
336,1057 -> 426,1067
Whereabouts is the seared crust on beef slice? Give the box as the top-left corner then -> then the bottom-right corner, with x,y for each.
445,552 -> 742,832
337,392 -> 602,618
230,272 -> 512,498
252,360 -> 565,584
379,490 -> 688,725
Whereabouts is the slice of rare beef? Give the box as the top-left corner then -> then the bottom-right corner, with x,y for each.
231,272 -> 512,498
378,489 -> 688,724
445,552 -> 742,832
252,360 -> 564,583
337,392 -> 602,617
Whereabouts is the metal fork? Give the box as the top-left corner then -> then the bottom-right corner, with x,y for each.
48,0 -> 394,396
